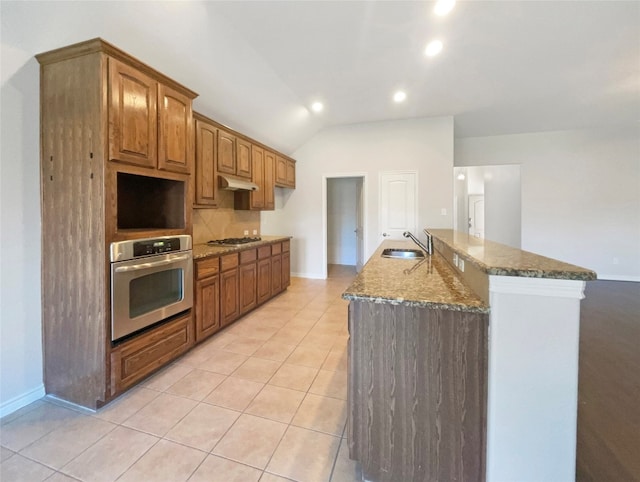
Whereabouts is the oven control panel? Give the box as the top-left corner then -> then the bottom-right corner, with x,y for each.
133,237 -> 181,257
110,235 -> 193,262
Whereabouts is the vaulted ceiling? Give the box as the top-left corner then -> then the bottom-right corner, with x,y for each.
2,1 -> 638,154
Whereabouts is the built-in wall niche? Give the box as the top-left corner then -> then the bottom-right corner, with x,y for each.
117,172 -> 185,230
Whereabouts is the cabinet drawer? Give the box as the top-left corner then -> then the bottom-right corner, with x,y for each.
221,253 -> 239,271
196,257 -> 220,279
271,242 -> 282,255
282,240 -> 290,252
258,245 -> 271,260
240,248 -> 257,264
110,312 -> 193,395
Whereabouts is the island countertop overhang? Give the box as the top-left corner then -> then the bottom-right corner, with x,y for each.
429,229 -> 597,281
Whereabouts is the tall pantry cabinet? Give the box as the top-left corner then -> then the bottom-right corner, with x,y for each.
36,38 -> 197,409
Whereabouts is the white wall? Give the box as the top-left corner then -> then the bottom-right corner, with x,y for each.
327,178 -> 357,265
484,165 -> 521,249
455,125 -> 640,280
262,116 -> 454,278
1,43 -> 44,416
454,165 -> 522,248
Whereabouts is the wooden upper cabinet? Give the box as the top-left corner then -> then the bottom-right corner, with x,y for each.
158,84 -> 192,174
236,138 -> 252,179
108,58 -> 158,168
217,129 -> 236,175
195,118 -> 218,206
264,150 -> 275,210
275,156 -> 287,186
251,145 -> 265,209
286,159 -> 296,188
275,155 -> 296,189
108,56 -> 194,174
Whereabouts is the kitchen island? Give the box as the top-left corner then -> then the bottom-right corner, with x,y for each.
343,231 -> 595,482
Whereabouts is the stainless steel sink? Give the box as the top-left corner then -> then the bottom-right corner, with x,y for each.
381,248 -> 425,259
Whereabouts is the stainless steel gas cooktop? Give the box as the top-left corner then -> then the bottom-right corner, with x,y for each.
207,237 -> 262,247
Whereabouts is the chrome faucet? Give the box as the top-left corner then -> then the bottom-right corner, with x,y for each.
403,231 -> 433,256
423,229 -> 434,256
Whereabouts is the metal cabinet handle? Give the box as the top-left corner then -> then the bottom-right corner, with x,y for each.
382,233 -> 390,237
114,253 -> 190,273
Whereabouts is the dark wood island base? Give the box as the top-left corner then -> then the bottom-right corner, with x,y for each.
348,301 -> 488,482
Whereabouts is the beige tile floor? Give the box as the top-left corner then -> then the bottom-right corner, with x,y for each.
0,266 -> 361,482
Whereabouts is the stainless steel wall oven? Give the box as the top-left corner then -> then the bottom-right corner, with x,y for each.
110,235 -> 193,342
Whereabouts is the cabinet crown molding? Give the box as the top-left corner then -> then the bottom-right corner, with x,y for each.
36,37 -> 198,99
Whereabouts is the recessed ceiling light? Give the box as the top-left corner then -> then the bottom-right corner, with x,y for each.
425,40 -> 443,57
311,102 -> 324,113
393,91 -> 407,103
434,0 -> 456,16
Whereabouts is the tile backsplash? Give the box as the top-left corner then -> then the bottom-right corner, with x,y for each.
192,190 -> 260,244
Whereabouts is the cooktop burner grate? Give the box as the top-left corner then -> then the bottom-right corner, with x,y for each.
207,237 -> 262,246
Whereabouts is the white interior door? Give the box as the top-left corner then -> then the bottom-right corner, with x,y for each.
355,179 -> 364,272
468,194 -> 485,238
379,171 -> 417,240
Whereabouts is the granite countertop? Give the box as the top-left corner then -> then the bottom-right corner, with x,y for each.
429,229 -> 597,281
342,240 -> 489,313
193,235 -> 292,260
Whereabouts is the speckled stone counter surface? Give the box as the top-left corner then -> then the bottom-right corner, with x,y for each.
429,229 -> 597,280
192,235 -> 292,259
342,240 -> 488,313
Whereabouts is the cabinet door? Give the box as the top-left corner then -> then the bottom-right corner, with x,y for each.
286,159 -> 296,188
271,254 -> 282,295
257,257 -> 272,305
236,138 -> 252,179
195,275 -> 220,341
275,156 -> 287,186
158,84 -> 192,174
282,250 -> 291,288
195,120 -> 219,206
263,151 -> 275,210
217,129 -> 236,175
250,145 -> 265,209
239,263 -> 257,315
108,58 -> 157,168
220,268 -> 239,326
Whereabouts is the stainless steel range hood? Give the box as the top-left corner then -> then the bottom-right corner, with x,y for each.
218,175 -> 259,191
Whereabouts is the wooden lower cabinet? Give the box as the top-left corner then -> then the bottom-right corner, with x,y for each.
220,268 -> 239,327
282,240 -> 290,288
195,275 -> 220,341
239,247 -> 258,316
257,245 -> 272,306
110,312 -> 193,396
220,252 -> 240,327
271,254 -> 282,295
282,251 -> 290,288
194,241 -> 291,344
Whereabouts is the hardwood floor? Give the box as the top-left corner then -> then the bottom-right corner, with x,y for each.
576,280 -> 640,481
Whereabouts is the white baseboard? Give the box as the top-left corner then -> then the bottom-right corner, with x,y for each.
0,384 -> 45,419
597,274 -> 640,282
292,271 -> 325,279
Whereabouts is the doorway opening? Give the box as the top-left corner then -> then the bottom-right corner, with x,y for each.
454,165 -> 521,248
322,174 -> 367,279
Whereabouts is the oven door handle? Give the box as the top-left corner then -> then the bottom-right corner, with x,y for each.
113,253 -> 191,273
